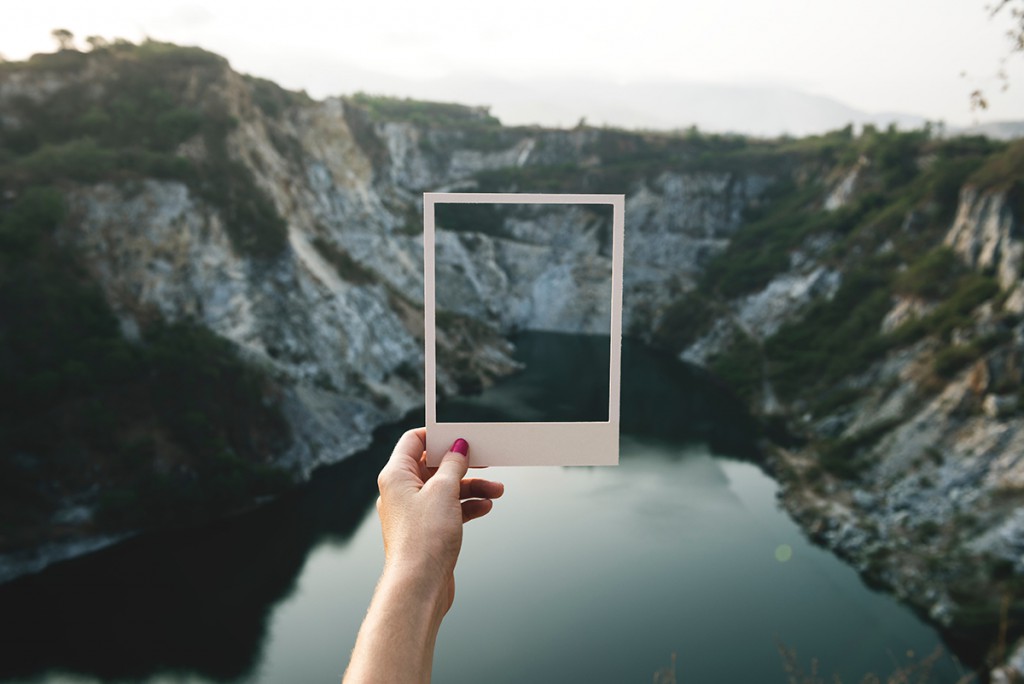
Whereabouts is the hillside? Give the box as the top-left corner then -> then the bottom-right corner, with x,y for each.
2,40 -> 1024,677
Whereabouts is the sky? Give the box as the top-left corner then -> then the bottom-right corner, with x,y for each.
4,0 -> 1024,129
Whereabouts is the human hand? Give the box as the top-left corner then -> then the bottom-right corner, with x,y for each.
343,430 -> 503,684
376,429 -> 504,612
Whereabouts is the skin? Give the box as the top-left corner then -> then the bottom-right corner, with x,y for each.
342,429 -> 504,684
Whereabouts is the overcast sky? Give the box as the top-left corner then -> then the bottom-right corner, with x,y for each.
5,0 -> 1024,127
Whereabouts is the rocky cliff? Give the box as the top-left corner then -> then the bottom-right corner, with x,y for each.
0,43 -> 777,579
667,142 -> 1024,674
770,186 -> 1024,677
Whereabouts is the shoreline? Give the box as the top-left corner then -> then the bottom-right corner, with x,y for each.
767,444 -> 1009,677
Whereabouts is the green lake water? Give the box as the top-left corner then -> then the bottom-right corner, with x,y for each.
0,333 -> 965,683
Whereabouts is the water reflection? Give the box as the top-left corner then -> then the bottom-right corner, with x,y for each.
0,420 -> 401,683
5,335 -> 943,684
441,333 -> 759,458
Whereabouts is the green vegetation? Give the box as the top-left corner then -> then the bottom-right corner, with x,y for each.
817,418 -> 901,479
968,139 -> 1024,219
707,329 -> 763,402
893,247 -> 959,299
764,263 -> 895,400
95,323 -> 292,528
644,125 -> 1024,482
968,139 -> 1024,191
0,44 -> 449,542
699,180 -> 825,298
474,127 -> 809,194
886,272 -> 1001,347
346,93 -> 512,152
933,344 -> 983,379
0,148 -> 291,548
0,40 -> 288,258
245,74 -> 310,119
349,93 -> 501,128
652,293 -> 716,352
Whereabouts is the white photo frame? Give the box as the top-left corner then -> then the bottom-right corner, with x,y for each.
423,192 -> 624,466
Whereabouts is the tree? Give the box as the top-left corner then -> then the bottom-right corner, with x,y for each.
51,28 -> 75,51
85,35 -> 109,51
972,1 -> 1024,110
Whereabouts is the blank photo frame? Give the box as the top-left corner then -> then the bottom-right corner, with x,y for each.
423,193 -> 625,466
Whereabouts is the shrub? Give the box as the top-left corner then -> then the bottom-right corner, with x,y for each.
764,265 -> 893,400
817,418 -> 900,479
0,186 -> 65,250
887,273 -> 1001,346
652,294 -> 716,352
894,247 -> 960,299
969,139 -> 1024,192
933,344 -> 982,378
708,329 -> 762,402
16,138 -> 116,182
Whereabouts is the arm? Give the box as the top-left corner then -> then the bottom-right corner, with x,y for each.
343,430 -> 503,684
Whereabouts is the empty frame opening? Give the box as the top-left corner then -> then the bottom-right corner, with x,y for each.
431,201 -> 615,424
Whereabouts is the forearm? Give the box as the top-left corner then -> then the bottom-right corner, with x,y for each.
343,565 -> 449,684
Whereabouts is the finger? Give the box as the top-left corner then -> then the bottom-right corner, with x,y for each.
418,450 -> 431,481
390,428 -> 426,464
432,438 -> 470,490
461,498 -> 494,523
379,428 -> 427,490
460,478 -> 504,500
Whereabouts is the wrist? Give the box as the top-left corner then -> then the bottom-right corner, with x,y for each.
380,560 -> 450,623
384,552 -> 449,588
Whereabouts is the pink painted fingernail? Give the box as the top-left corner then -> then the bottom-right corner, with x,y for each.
451,438 -> 469,456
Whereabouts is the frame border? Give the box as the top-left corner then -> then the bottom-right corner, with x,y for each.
423,192 -> 624,466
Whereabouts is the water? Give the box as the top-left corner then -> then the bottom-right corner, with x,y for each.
0,334 -> 964,683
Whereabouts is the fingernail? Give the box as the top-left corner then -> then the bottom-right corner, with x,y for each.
451,438 -> 469,456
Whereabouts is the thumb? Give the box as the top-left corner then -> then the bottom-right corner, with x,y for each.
434,438 -> 470,487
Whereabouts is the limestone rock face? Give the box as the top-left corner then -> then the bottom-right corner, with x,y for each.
824,157 -> 867,211
881,296 -> 936,334
734,266 -> 841,339
946,187 -> 1023,290
60,180 -> 423,477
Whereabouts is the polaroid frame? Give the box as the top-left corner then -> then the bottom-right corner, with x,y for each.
423,192 -> 624,467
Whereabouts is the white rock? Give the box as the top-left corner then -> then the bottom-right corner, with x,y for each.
945,187 -> 1023,291
985,394 -> 1019,419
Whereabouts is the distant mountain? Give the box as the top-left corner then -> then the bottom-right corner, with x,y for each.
953,119 -> 1024,140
